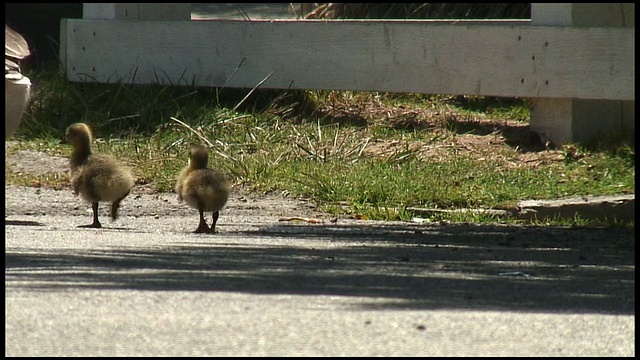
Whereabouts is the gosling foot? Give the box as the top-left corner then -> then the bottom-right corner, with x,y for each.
78,222 -> 102,229
193,209 -> 210,233
193,223 -> 210,233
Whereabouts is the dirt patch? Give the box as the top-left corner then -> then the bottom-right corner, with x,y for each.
5,149 -> 69,175
5,142 -> 327,220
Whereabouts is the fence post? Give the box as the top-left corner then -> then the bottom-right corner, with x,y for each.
529,3 -> 635,147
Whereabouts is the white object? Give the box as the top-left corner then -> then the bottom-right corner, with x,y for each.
5,25 -> 32,137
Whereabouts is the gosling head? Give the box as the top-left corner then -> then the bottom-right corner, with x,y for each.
188,145 -> 209,170
65,123 -> 93,148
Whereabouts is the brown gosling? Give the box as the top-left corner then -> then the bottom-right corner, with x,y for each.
175,145 -> 230,234
65,123 -> 135,228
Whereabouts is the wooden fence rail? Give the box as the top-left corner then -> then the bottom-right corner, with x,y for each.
61,3 -> 634,145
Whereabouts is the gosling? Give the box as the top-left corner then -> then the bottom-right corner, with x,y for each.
65,123 -> 135,228
175,145 -> 230,234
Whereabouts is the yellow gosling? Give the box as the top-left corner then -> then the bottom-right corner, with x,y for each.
65,123 -> 135,228
175,145 -> 230,234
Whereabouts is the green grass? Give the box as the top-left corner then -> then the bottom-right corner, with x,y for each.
7,63 -> 635,227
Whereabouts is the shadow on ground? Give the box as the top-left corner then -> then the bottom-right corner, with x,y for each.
5,220 -> 46,226
5,222 -> 634,315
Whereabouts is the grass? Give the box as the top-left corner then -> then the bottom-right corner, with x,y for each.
6,62 -> 635,227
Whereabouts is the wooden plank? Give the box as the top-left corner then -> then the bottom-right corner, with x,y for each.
83,3 -> 191,20
61,19 -> 634,100
82,4 -> 117,20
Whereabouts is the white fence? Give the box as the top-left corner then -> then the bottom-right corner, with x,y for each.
61,3 -> 634,145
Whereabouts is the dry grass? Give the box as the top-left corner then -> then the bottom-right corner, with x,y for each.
306,3 -> 530,20
303,91 -> 558,171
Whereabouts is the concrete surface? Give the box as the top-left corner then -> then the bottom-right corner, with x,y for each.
5,186 -> 636,356
516,194 -> 635,222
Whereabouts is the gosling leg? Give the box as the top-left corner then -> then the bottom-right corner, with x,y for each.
111,191 -> 130,221
79,202 -> 102,228
208,211 -> 220,234
194,208 -> 209,233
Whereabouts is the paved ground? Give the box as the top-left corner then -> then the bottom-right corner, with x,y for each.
5,185 -> 635,356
